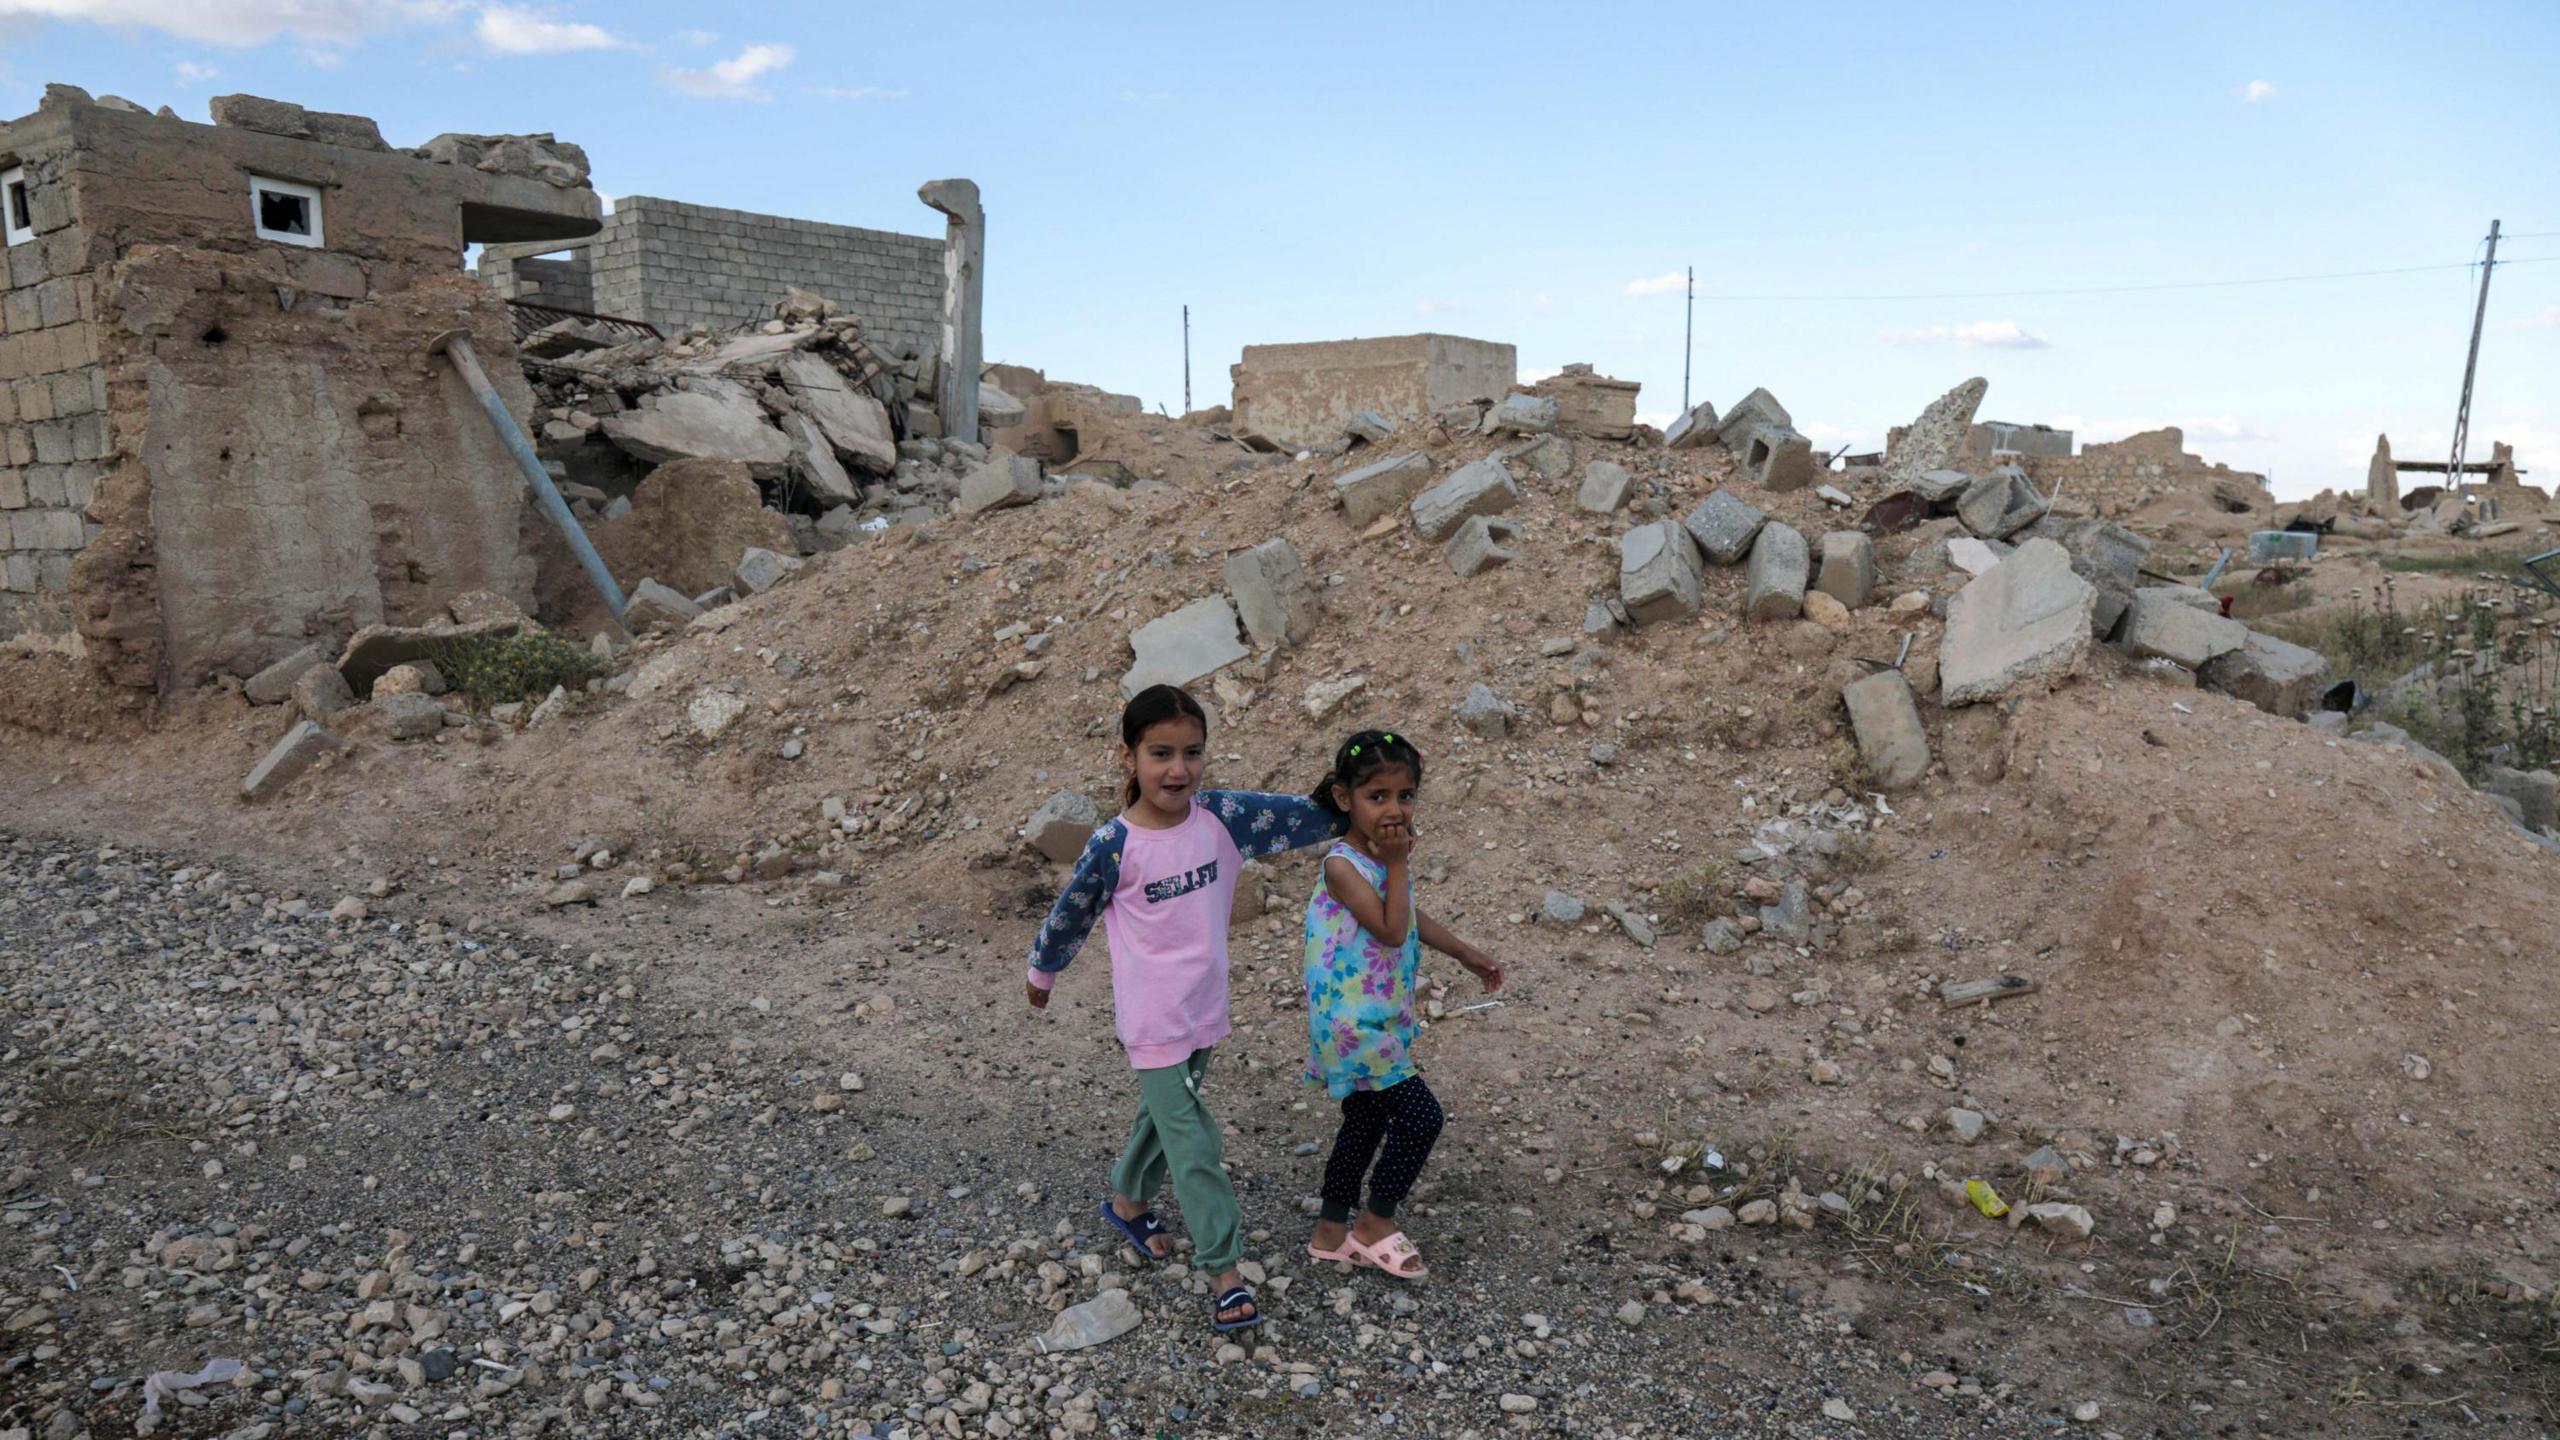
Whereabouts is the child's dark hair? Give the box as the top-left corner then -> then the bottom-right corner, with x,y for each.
1119,684 -> 1210,805
1312,729 -> 1425,816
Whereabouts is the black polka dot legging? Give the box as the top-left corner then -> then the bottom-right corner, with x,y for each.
1319,1076 -> 1444,1223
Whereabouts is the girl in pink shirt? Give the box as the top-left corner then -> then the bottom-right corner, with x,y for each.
1025,684 -> 1343,1331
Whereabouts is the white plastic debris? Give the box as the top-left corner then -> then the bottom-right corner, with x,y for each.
138,1356 -> 244,1427
1034,1288 -> 1140,1354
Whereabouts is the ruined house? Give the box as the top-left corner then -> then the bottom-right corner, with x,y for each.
0,85 -> 599,690
1229,333 -> 1515,448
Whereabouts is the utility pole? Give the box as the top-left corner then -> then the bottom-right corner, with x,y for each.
2448,220 -> 2501,489
1182,305 -> 1192,415
1681,266 -> 1694,413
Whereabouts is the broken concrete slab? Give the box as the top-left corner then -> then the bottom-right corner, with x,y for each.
978,381 -> 1028,431
337,615 -> 525,695
1947,537 -> 2004,577
242,720 -> 340,802
1843,670 -> 1930,789
1814,531 -> 1875,609
2198,630 -> 2330,717
1120,596 -> 1250,699
780,351 -> 897,474
377,691 -> 448,741
1303,672 -> 1366,721
954,451 -> 1044,515
1344,409 -> 1393,444
1411,456 -> 1519,542
1529,363 -> 1641,439
1025,789 -> 1104,863
2481,766 -> 2560,832
1577,461 -> 1632,514
623,578 -> 703,630
1331,452 -> 1434,529
785,413 -> 860,506
2060,517 -> 2150,637
1886,377 -> 1988,480
244,645 -> 326,705
1490,393 -> 1559,435
1957,469 -> 2046,538
1940,538 -> 2100,707
600,381 -> 795,478
1716,387 -> 1792,443
732,547 -> 805,595
1618,520 -> 1703,626
2120,589 -> 2249,669
1744,523 -> 1809,622
1455,681 -> 1515,737
1505,433 -> 1574,481
1663,399 -> 1720,451
1681,490 -> 1768,565
1445,515 -> 1518,577
1729,422 -> 1819,492
1224,538 -> 1317,648
292,663 -> 356,722
1910,468 -> 1975,506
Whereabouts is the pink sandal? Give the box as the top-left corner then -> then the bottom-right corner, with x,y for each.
1307,1233 -> 1360,1265
1343,1229 -> 1427,1280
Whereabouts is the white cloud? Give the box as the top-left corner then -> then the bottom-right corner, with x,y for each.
660,41 -> 793,99
1879,318 -> 2050,350
0,0 -> 452,46
1633,411 -> 1676,429
2511,303 -> 2560,332
476,5 -> 618,53
2240,79 -> 2275,103
1623,271 -> 1687,297
1799,421 -> 1876,455
669,26 -> 714,45
1413,299 -> 1466,316
812,85 -> 907,100
2055,414 -> 2273,448
174,58 -> 216,82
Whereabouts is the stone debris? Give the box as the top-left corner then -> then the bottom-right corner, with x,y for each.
1455,682 -> 1515,738
1225,538 -> 1318,648
1577,460 -> 1633,514
1813,531 -> 1874,609
1842,670 -> 1929,788
1946,536 -> 2004,578
1411,456 -> 1519,543
244,645 -> 327,706
2119,588 -> 2247,670
2482,767 -> 2560,832
622,577 -> 703,630
687,689 -> 748,740
1940,539 -> 2098,707
731,546 -> 805,595
1682,490 -> 1769,565
1743,523 -> 1808,622
1445,515 -> 1519,577
1343,409 -> 1393,444
1528,363 -> 1641,439
954,451 -> 1045,515
1662,399 -> 1719,451
2024,1202 -> 2095,1240
600,382 -> 798,478
1956,468 -> 2047,539
1506,433 -> 1575,481
1332,452 -> 1435,529
1303,673 -> 1367,721
2198,629 -> 2328,717
1488,392 -> 1559,435
1121,596 -> 1249,698
292,662 -> 356,722
242,720 -> 341,801
1885,376 -> 1988,480
1944,1107 -> 1988,1144
2059,517 -> 2150,636
374,660 -> 445,696
1619,521 -> 1704,625
376,691 -> 449,741
1025,790 -> 1103,863
1541,890 -> 1587,924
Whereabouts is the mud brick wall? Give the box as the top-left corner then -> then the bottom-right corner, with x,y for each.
2019,427 -> 2270,518
0,138 -> 105,641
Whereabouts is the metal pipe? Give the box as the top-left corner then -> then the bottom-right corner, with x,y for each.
429,330 -> 627,620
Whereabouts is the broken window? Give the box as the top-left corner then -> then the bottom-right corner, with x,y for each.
249,175 -> 324,248
2,167 -> 30,248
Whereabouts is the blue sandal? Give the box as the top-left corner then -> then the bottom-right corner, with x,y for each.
1213,1285 -> 1262,1332
1099,1200 -> 1170,1262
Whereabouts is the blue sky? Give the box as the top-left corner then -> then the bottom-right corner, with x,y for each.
7,0 -> 2556,498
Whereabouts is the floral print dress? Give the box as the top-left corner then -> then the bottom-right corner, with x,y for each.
1302,841 -> 1422,1100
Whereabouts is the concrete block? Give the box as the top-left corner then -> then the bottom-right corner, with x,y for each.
1618,520 -> 1702,625
1490,392 -> 1558,435
1947,537 -> 2004,577
2061,517 -> 2149,636
1715,387 -> 1792,444
2120,589 -> 2248,669
1743,523 -> 1809,622
785,413 -> 859,506
0,469 -> 22,509
1224,537 -> 1317,647
377,692 -> 448,741
292,662 -> 356,722
1729,421 -> 1818,492
1940,539 -> 2098,706
1120,595 -> 1249,698
1410,456 -> 1518,542
1680,490 -> 1767,564
1505,432 -> 1573,480
244,644 -> 326,705
954,452 -> 1043,515
1444,515 -> 1517,577
242,721 -> 340,802
1025,789 -> 1104,863
1,552 -> 34,592
2481,767 -> 2560,833
1577,461 -> 1632,514
1663,399 -> 1719,450
600,383 -> 794,478
624,577 -> 704,630
1815,531 -> 1875,608
1331,452 -> 1433,529
1957,469 -> 2046,538
2198,629 -> 2329,717
732,546 -> 805,595
1843,670 -> 1930,789
1455,681 -> 1514,737
1344,409 -> 1393,443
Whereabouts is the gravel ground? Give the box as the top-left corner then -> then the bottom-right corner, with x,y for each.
0,829 -> 2091,1440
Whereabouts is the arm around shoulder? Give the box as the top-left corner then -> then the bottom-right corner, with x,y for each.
1205,789 -> 1348,857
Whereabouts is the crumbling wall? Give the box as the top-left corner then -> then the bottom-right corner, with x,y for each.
2019,426 -> 2269,515
1965,420 -> 2073,464
493,199 -> 945,361
1230,333 -> 1516,448
0,108 -> 102,645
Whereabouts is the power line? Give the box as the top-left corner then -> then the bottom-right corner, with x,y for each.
1695,254 -> 2560,303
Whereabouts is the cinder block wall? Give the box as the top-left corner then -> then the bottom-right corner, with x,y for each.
0,132 -> 106,641
483,254 -> 594,313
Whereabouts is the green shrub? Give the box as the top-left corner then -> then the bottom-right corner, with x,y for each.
428,631 -> 602,707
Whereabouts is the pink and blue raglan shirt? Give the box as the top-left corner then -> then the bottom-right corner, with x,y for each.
1027,790 -> 1343,1070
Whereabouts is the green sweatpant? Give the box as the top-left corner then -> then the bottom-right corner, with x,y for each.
1108,1048 -> 1242,1273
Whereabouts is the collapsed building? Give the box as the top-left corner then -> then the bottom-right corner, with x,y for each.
0,85 -> 599,688
1228,333 -> 1517,448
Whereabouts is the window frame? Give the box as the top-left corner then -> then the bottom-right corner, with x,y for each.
2,166 -> 33,248
248,174 -> 325,249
